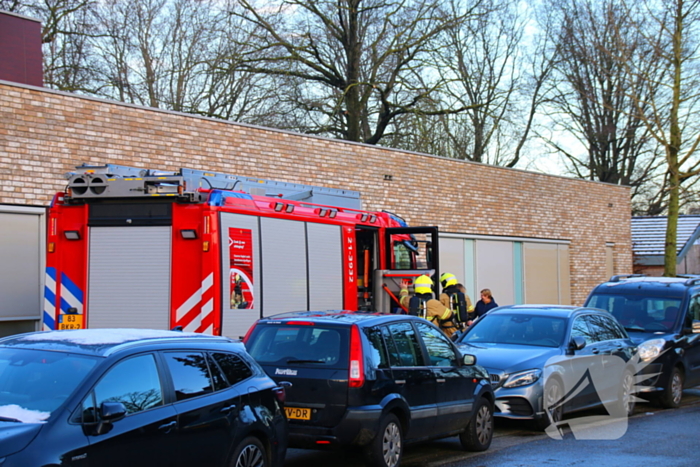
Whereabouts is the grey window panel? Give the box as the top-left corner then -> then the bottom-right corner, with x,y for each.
87,226 -> 171,329
0,212 -> 42,319
219,213 -> 261,339
438,237 -> 466,291
307,223 -> 343,310
523,243 -> 558,304
475,240 -> 514,306
261,217 -> 308,314
558,244 -> 572,305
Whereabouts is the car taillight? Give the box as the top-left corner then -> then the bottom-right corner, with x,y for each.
349,324 -> 364,388
273,386 -> 286,405
242,322 -> 257,344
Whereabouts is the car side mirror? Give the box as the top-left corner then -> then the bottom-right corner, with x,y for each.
462,354 -> 476,366
569,336 -> 586,352
94,402 -> 127,435
100,402 -> 127,421
693,320 -> 700,334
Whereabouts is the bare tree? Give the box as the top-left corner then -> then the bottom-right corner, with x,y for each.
615,0 -> 700,275
232,0 -> 468,145
388,0 -> 553,167
541,0 -> 663,206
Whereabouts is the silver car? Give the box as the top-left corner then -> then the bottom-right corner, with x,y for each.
454,305 -> 639,430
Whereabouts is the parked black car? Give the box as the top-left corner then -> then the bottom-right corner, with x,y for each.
0,329 -> 288,467
454,305 -> 639,430
585,274 -> 700,408
243,311 -> 494,467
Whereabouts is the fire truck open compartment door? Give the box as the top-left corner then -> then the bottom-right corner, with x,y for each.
87,226 -> 171,329
374,226 -> 440,313
385,226 -> 440,277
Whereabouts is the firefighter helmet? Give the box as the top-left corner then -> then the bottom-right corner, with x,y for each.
440,272 -> 457,288
414,275 -> 433,294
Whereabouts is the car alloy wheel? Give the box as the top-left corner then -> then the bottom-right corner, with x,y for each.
670,369 -> 683,406
475,403 -> 493,446
232,437 -> 267,467
544,378 -> 563,424
365,413 -> 403,467
621,370 -> 636,417
381,418 -> 402,467
460,397 -> 494,451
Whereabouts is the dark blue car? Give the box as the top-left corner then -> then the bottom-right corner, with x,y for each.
586,274 -> 700,408
0,329 -> 288,467
244,311 -> 494,467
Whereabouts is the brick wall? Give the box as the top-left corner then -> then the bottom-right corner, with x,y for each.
0,81 -> 632,305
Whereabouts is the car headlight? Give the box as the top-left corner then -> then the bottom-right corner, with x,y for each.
638,338 -> 666,362
503,369 -> 542,388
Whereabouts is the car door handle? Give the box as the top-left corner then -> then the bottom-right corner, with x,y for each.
436,378 -> 446,383
395,380 -> 406,385
220,404 -> 237,414
591,348 -> 600,354
158,421 -> 177,433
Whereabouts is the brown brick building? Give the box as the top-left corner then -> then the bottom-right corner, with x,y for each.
0,79 -> 631,327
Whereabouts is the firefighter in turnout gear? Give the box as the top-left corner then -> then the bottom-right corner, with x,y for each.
439,273 -> 474,330
400,275 -> 457,338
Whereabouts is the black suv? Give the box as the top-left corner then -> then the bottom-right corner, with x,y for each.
243,311 -> 494,467
0,328 -> 288,467
585,275 -> 700,408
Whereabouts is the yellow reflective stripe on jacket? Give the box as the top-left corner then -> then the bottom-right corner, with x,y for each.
440,308 -> 452,320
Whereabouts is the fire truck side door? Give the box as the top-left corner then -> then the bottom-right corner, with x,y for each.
385,227 -> 440,286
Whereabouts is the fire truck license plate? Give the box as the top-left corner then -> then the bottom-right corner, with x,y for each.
58,314 -> 83,330
285,407 -> 311,420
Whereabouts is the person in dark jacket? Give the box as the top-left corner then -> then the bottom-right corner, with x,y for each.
473,288 -> 498,319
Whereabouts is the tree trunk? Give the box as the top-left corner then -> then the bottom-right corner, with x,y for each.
663,0 -> 684,277
664,166 -> 680,276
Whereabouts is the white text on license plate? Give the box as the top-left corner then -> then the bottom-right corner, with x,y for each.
285,407 -> 311,420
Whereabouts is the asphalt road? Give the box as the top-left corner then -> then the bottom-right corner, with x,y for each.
283,388 -> 700,467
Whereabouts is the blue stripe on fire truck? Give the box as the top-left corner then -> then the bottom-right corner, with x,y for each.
60,272 -> 84,315
43,267 -> 57,331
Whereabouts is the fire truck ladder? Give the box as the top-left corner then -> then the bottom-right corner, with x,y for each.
63,163 -> 362,208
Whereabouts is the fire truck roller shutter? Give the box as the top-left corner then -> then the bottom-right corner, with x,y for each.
307,223 -> 343,310
87,226 -> 171,329
219,213 -> 261,339
260,217 -> 308,314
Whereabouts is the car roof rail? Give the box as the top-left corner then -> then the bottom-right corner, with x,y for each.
679,275 -> 700,286
609,274 -> 646,282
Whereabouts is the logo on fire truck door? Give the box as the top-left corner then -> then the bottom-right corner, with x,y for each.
229,228 -> 254,310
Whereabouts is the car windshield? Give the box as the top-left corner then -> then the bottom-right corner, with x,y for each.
462,314 -> 566,348
586,293 -> 683,332
0,348 -> 98,423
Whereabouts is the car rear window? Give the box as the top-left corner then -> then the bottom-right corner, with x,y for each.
246,324 -> 349,368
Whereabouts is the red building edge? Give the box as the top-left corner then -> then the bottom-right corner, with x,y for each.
0,10 -> 43,87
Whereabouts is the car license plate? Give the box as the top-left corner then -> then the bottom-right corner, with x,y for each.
285,407 -> 311,420
58,314 -> 83,330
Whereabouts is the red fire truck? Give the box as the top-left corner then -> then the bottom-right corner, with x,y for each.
44,164 -> 439,338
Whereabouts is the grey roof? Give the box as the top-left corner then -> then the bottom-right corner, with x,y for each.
632,216 -> 700,262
